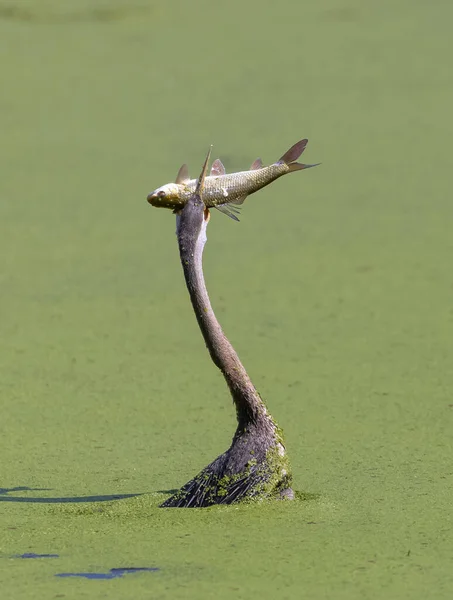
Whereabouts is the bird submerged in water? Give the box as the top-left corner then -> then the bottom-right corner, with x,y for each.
147,139 -> 319,220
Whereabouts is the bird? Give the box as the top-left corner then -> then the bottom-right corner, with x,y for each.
160,147 -> 294,508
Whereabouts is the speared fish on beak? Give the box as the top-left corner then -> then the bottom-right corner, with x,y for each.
147,139 -> 319,221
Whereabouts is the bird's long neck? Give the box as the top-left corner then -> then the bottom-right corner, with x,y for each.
176,198 -> 268,429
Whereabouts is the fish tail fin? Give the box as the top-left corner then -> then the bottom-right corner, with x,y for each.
278,139 -> 320,173
278,139 -> 308,165
287,162 -> 321,172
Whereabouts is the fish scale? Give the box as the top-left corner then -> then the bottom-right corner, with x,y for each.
179,164 -> 287,207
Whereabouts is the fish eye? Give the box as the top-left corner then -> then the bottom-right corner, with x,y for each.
158,190 -> 166,198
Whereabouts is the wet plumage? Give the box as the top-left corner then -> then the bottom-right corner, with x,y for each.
147,139 -> 319,220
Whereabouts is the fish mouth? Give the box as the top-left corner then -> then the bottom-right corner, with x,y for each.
147,192 -> 156,205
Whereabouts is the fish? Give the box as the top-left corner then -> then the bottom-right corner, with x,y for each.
147,139 -> 319,221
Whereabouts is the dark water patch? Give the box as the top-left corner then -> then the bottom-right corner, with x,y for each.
56,567 -> 159,580
1,492 -> 141,504
0,6 -> 34,21
0,5 -> 152,24
0,486 -> 52,495
14,553 -> 59,559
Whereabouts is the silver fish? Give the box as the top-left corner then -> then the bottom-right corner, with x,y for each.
147,139 -> 319,220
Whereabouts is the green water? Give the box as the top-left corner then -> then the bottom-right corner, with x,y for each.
1,0 -> 452,597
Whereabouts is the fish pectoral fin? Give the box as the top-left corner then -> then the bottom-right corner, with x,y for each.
210,158 -> 226,176
250,158 -> 263,170
230,194 -> 248,206
175,164 -> 189,184
214,203 -> 241,221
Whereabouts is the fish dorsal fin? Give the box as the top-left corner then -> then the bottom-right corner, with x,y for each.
195,146 -> 212,196
210,158 -> 226,176
250,158 -> 263,170
175,164 -> 189,184
278,139 -> 308,165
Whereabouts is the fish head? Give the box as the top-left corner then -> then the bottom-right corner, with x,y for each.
147,183 -> 182,209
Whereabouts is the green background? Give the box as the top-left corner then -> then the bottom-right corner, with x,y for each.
1,0 -> 452,598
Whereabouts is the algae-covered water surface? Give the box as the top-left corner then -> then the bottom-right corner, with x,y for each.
1,0 -> 452,598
